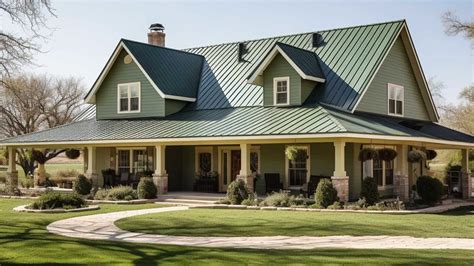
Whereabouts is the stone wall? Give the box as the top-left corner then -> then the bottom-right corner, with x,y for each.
331,176 -> 349,202
393,175 -> 409,202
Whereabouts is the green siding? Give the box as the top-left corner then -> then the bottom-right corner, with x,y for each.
95,49 -> 186,119
95,147 -> 112,188
301,79 -> 316,104
356,37 -> 430,121
260,144 -> 286,186
310,143 -> 334,176
350,143 -> 362,201
263,54 -> 306,106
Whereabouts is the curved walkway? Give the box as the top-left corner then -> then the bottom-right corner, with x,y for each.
47,206 -> 474,250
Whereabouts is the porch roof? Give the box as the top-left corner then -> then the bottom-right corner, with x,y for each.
1,106 -> 472,147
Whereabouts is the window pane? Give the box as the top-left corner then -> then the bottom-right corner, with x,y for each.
133,150 -> 146,174
199,153 -> 211,174
250,152 -> 258,173
388,99 -> 395,114
288,148 -> 307,186
223,153 -> 228,185
373,159 -> 383,186
119,86 -> 128,98
118,150 -> 130,173
120,98 -> 128,111
276,92 -> 288,104
130,97 -> 139,111
130,85 -> 139,97
395,87 -> 403,100
385,160 -> 394,185
388,86 -> 396,99
396,100 -> 403,115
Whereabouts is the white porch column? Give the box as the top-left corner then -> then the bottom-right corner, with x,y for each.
331,140 -> 348,202
237,143 -> 253,192
85,146 -> 99,188
6,147 -> 18,187
394,144 -> 409,201
461,148 -> 472,199
153,144 -> 168,195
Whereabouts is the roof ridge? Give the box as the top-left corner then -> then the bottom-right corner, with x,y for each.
183,19 -> 406,51
121,38 -> 204,58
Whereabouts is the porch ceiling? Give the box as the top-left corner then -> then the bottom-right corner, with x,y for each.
1,105 -> 473,148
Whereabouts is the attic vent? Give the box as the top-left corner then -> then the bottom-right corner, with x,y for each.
238,42 -> 248,62
312,33 -> 324,48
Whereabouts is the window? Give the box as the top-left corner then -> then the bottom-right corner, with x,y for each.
388,83 -> 404,116
362,147 -> 395,188
195,147 -> 213,176
117,148 -> 150,174
273,77 -> 290,105
118,82 -> 140,113
286,146 -> 309,188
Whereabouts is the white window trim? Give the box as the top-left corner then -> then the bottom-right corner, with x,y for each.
195,146 -> 214,174
273,76 -> 290,106
115,147 -> 147,174
285,144 -> 310,189
362,145 -> 396,189
117,82 -> 141,114
387,83 -> 404,117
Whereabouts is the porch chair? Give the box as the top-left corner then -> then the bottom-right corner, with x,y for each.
264,173 -> 283,194
120,172 -> 130,186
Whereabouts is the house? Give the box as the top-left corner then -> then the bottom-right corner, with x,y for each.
2,20 -> 473,201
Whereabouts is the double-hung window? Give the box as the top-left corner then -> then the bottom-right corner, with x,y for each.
388,83 -> 404,116
273,77 -> 290,105
118,82 -> 140,113
362,147 -> 395,188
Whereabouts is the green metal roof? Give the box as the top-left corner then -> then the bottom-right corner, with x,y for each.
275,42 -> 325,80
2,105 -> 472,144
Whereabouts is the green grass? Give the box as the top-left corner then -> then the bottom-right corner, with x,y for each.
117,207 -> 474,238
0,199 -> 473,264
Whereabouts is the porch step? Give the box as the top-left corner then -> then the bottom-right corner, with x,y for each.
158,198 -> 218,205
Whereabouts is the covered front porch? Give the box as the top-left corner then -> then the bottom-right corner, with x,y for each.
4,137 -> 473,202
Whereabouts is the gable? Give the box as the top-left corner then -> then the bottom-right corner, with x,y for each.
355,37 -> 431,121
95,49 -> 166,119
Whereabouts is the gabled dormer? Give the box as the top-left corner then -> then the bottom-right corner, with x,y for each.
84,26 -> 204,120
248,42 -> 325,106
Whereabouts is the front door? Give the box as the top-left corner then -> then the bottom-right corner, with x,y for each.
231,150 -> 241,181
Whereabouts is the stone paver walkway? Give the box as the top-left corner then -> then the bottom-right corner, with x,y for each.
47,206 -> 474,250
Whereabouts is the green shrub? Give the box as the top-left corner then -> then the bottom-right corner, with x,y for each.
43,177 -> 56,188
260,192 -> 292,207
315,178 -> 339,208
217,198 -> 231,204
226,179 -> 249,205
416,176 -> 443,204
137,177 -> 157,199
93,185 -> 137,201
73,174 -> 92,195
360,177 -> 379,205
327,201 -> 343,210
30,191 -> 86,210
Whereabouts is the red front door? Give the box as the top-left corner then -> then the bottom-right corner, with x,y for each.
231,150 -> 241,181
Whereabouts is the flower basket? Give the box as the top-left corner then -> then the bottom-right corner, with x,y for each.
285,146 -> 308,161
358,147 -> 378,162
408,150 -> 426,163
378,148 -> 398,162
425,149 -> 437,160
65,149 -> 81,159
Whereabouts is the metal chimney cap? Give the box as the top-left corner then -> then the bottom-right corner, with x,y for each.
149,23 -> 165,32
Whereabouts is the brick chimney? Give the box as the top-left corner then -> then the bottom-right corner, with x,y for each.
148,23 -> 165,46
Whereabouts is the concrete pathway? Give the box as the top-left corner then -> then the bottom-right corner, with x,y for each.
47,206 -> 474,250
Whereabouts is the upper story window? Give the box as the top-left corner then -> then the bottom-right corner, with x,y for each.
273,77 -> 290,106
388,83 -> 404,116
118,82 -> 140,113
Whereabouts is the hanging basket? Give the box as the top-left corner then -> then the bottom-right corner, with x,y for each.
31,150 -> 47,164
378,148 -> 398,162
358,147 -> 378,162
407,150 -> 427,163
65,149 -> 81,160
285,146 -> 307,161
425,149 -> 437,160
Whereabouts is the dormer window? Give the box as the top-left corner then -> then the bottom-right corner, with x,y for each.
118,82 -> 141,113
388,83 -> 404,116
273,77 -> 290,106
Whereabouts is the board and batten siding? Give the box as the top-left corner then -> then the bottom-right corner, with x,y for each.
262,54 -> 315,106
356,37 -> 431,121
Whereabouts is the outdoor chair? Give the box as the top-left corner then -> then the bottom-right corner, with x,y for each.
264,173 -> 283,194
120,172 -> 130,185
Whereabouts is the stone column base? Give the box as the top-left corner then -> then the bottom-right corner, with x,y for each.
237,175 -> 254,193
394,175 -> 409,202
462,171 -> 472,199
153,174 -> 168,195
6,171 -> 18,187
86,173 -> 99,188
331,176 -> 349,202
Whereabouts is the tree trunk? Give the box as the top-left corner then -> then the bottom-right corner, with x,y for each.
35,164 -> 46,187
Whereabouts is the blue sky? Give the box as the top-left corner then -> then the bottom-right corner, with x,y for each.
20,0 -> 473,104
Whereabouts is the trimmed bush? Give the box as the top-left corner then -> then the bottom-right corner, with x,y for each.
73,174 -> 92,195
360,177 -> 379,205
260,192 -> 292,207
137,177 -> 157,199
30,191 -> 86,210
65,149 -> 81,159
416,176 -> 443,204
226,179 -> 249,205
315,178 -> 339,208
93,185 -> 137,201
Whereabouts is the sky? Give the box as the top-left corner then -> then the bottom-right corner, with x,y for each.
11,0 -> 474,105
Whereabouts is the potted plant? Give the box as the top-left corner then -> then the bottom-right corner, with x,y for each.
285,146 -> 308,161
358,147 -> 378,162
425,149 -> 437,160
378,148 -> 398,161
65,149 -> 81,160
408,150 -> 427,163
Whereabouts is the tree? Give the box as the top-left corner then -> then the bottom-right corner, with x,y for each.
442,11 -> 473,40
441,85 -> 474,135
0,74 -> 85,177
0,0 -> 55,78
427,77 -> 446,111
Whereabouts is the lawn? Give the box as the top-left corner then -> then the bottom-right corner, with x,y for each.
0,163 -> 83,181
0,199 -> 472,264
116,207 -> 474,238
